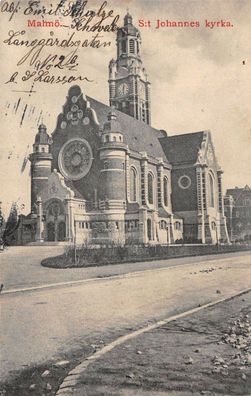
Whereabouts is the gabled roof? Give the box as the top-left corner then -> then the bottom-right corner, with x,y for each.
87,96 -> 168,160
159,132 -> 205,165
226,185 -> 251,202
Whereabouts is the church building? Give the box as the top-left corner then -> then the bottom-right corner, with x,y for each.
18,13 -> 229,246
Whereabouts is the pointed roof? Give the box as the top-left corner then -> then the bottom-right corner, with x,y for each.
51,86 -> 217,169
35,124 -> 51,145
118,12 -> 140,36
226,185 -> 251,202
159,132 -> 205,165
86,95 -> 211,166
103,108 -> 122,133
124,11 -> 133,25
86,96 -> 167,160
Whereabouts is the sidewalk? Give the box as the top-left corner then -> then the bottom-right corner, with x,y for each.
70,291 -> 251,396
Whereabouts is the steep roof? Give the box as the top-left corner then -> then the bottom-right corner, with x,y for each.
159,132 -> 205,165
35,124 -> 51,145
86,95 -> 209,167
87,96 -> 168,160
226,185 -> 251,202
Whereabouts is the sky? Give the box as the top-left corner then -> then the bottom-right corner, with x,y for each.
0,0 -> 250,217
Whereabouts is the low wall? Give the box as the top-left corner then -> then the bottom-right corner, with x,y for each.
41,243 -> 251,268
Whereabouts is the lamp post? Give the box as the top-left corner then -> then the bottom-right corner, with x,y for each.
215,221 -> 219,249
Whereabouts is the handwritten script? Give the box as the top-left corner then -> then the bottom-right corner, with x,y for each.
1,0 -> 120,86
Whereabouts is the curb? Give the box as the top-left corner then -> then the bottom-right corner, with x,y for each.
55,288 -> 251,395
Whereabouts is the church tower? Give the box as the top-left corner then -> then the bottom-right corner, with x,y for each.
29,124 -> 52,208
109,12 -> 151,125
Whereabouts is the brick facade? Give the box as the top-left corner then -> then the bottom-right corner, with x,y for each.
17,13 -> 229,246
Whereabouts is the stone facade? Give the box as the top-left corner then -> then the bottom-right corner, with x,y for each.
17,13 -> 229,246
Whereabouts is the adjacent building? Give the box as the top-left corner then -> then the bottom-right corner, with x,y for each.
224,185 -> 251,242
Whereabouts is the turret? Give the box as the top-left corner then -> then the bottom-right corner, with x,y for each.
116,12 -> 142,66
29,124 -> 52,208
98,110 -> 127,209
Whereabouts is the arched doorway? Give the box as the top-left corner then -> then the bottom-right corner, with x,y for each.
47,222 -> 55,241
45,199 -> 66,242
147,219 -> 152,241
58,221 -> 66,242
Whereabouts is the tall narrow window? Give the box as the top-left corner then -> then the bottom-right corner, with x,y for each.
163,177 -> 169,207
209,173 -> 215,207
141,103 -> 146,122
148,172 -> 154,204
130,167 -> 137,202
129,39 -> 135,53
122,40 -> 126,53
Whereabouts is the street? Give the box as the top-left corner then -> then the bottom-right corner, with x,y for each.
1,246 -> 251,292
0,249 -> 250,384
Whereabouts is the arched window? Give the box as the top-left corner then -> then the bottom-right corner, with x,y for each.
148,172 -> 154,204
160,220 -> 167,229
141,103 -> 146,123
130,167 -> 137,202
163,177 -> 169,207
209,173 -> 215,207
129,39 -> 135,53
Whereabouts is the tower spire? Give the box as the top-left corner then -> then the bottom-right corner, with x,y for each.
108,12 -> 151,125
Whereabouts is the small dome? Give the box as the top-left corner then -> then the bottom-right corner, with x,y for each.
107,108 -> 117,121
103,109 -> 122,133
117,12 -> 139,37
35,124 -> 51,144
124,11 -> 133,25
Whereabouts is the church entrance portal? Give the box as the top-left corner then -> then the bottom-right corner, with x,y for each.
45,199 -> 66,242
58,221 -> 66,241
47,222 -> 55,241
46,221 -> 66,242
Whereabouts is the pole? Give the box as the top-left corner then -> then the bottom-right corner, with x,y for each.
216,221 -> 219,250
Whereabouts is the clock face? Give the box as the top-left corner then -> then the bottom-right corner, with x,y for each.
118,82 -> 129,96
58,138 -> 93,180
